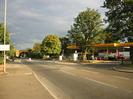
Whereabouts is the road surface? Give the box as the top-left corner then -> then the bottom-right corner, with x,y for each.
21,59 -> 133,99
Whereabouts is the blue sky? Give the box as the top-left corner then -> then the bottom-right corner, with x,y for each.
0,0 -> 106,50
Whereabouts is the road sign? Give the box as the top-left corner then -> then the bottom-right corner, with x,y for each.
0,45 -> 10,51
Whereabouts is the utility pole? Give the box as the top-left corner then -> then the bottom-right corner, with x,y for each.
3,0 -> 7,72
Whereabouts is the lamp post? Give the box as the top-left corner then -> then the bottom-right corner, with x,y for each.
3,0 -> 7,72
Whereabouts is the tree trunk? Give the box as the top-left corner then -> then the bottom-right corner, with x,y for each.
83,50 -> 87,61
130,46 -> 133,64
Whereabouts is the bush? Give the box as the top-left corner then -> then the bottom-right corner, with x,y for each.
28,52 -> 43,59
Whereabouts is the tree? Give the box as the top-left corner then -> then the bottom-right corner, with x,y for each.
0,23 -> 15,63
41,34 -> 61,57
103,0 -> 133,63
68,8 -> 103,61
60,36 -> 71,56
103,0 -> 133,39
32,43 -> 41,52
31,43 -> 42,59
0,23 -> 10,44
25,48 -> 32,58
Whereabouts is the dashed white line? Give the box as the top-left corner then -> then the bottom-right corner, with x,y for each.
61,70 -> 118,89
61,70 -> 133,94
81,69 -> 100,74
112,76 -> 132,80
85,78 -> 118,88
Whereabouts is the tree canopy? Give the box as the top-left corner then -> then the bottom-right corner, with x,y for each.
41,34 -> 61,56
0,23 -> 10,44
0,23 -> 15,64
32,43 -> 41,52
68,8 -> 104,60
103,0 -> 133,42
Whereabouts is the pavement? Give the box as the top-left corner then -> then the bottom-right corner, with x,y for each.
0,62 -> 54,99
113,66 -> 133,73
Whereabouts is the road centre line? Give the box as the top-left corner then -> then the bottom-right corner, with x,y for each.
61,70 -> 133,94
82,69 -> 133,81
61,70 -> 118,89
85,77 -> 118,89
112,75 -> 133,80
81,69 -> 100,74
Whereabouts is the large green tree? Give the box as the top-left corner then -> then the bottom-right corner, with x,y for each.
103,0 -> 133,40
103,0 -> 133,63
68,8 -> 104,60
41,34 -> 61,57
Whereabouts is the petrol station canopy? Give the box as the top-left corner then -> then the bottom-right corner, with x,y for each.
67,42 -> 133,49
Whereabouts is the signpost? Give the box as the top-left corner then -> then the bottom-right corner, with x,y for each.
3,0 -> 7,72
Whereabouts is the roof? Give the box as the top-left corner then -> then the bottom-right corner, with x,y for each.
67,42 -> 133,49
94,42 -> 133,47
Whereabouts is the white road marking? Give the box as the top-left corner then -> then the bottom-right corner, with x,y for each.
61,70 -> 118,89
20,61 -> 57,99
24,72 -> 32,75
112,76 -> 132,80
86,78 -> 118,88
81,69 -> 100,74
33,72 -> 58,99
21,60 -> 67,99
61,70 -> 133,94
61,70 -> 76,77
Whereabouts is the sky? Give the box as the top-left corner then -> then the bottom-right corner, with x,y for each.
0,0 -> 106,50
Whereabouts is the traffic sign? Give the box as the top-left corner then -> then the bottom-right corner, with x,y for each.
0,45 -> 10,51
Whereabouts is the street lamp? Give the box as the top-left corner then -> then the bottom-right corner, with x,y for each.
3,0 -> 7,72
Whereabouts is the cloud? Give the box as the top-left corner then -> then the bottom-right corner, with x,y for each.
0,0 -> 105,49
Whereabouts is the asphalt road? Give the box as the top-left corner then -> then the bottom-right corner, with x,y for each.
22,59 -> 133,99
